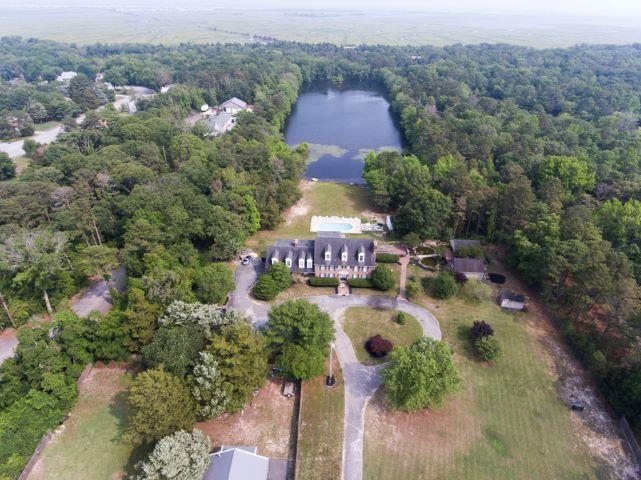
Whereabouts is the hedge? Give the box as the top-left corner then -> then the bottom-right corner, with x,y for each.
376,253 -> 400,263
309,277 -> 340,287
347,278 -> 373,288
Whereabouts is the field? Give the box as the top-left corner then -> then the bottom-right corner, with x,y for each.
3,6 -> 641,48
296,356 -> 344,480
249,181 -> 380,254
28,367 -> 136,480
362,270 -> 606,480
196,378 -> 297,460
12,156 -> 31,174
343,307 -> 422,365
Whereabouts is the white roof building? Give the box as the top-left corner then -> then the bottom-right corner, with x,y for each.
56,71 -> 78,82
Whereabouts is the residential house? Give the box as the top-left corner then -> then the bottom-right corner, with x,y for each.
499,291 -> 526,310
452,258 -> 486,280
266,232 -> 377,280
206,112 -> 236,135
220,97 -> 251,114
203,446 -> 287,480
56,71 -> 77,82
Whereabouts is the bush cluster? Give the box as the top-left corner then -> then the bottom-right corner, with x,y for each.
471,321 -> 501,361
430,271 -> 458,299
253,262 -> 292,301
396,312 -> 408,325
365,334 -> 393,358
347,278 -> 373,288
309,277 -> 340,287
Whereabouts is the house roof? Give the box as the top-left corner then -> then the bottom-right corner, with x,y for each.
220,97 -> 248,110
203,447 -> 269,480
207,112 -> 234,131
266,239 -> 315,273
450,239 -> 481,252
453,258 -> 486,274
314,233 -> 376,267
500,291 -> 525,303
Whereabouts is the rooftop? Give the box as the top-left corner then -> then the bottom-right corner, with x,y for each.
452,257 -> 486,273
203,447 -> 269,480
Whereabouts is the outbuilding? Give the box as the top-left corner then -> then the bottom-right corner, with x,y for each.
499,291 -> 526,311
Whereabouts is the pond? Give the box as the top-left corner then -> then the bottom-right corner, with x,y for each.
284,84 -> 402,183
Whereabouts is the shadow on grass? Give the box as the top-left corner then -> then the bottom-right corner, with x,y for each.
109,390 -> 151,477
455,324 -> 476,360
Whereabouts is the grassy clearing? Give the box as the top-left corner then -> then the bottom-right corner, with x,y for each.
28,368 -> 135,480
13,156 -> 31,174
196,378 -> 297,458
363,270 -> 604,480
249,181 -> 380,254
343,307 -> 423,365
296,356 -> 344,480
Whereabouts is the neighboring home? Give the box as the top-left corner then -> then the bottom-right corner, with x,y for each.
206,111 -> 236,135
452,258 -> 486,280
56,71 -> 77,82
203,446 -> 287,480
450,239 -> 481,254
220,97 -> 251,114
499,291 -> 526,311
266,232 -> 377,280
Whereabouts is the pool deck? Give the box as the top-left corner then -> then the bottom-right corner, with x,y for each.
310,216 -> 362,234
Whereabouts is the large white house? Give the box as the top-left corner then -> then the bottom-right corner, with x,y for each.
219,97 -> 251,114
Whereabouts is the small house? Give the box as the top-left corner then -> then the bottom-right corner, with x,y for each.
56,71 -> 77,82
220,97 -> 251,114
203,446 -> 287,480
207,112 -> 235,135
499,291 -> 526,311
452,258 -> 486,280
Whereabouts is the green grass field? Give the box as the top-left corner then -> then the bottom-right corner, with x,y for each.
363,273 -> 605,480
29,368 -> 137,480
3,7 -> 641,47
296,356 -> 344,480
343,307 -> 423,365
12,156 -> 31,175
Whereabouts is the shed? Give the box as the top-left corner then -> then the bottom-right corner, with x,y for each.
499,291 -> 526,310
452,258 -> 486,280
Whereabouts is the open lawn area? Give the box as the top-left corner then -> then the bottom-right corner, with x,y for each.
296,356 -> 344,480
12,156 -> 30,174
28,367 -> 135,480
363,273 -> 605,480
249,181 -> 382,254
343,307 -> 423,365
196,378 -> 297,460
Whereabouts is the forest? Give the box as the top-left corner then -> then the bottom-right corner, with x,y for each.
2,37 -> 641,476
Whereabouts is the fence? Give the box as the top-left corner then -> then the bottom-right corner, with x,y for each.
17,430 -> 54,480
620,416 -> 641,472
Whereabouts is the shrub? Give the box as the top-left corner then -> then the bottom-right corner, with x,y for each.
454,271 -> 468,284
309,277 -> 340,287
371,265 -> 395,291
376,253 -> 400,263
474,336 -> 501,361
396,312 -> 408,325
459,280 -> 492,303
347,278 -> 373,288
365,335 -> 393,358
431,272 -> 458,299
252,274 -> 280,301
471,320 -> 494,339
456,246 -> 484,259
269,262 -> 293,291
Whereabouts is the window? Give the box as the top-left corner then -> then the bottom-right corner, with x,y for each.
271,257 -> 278,265
285,258 -> 292,268
363,266 -> 368,272
299,259 -> 305,268
341,252 -> 348,262
321,265 -> 325,271
307,258 -> 313,269
358,253 -> 365,262
325,250 -> 331,261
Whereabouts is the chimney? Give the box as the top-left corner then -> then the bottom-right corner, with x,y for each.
293,239 -> 299,247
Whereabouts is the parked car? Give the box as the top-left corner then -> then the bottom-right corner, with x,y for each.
241,255 -> 253,265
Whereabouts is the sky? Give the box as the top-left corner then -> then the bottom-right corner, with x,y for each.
9,0 -> 641,17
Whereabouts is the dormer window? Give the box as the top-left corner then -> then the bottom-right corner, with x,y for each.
341,244 -> 348,262
358,252 -> 365,262
271,257 -> 278,265
285,258 -> 292,268
325,246 -> 331,261
299,258 -> 305,269
307,258 -> 313,269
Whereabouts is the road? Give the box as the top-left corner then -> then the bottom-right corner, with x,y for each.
228,261 -> 442,480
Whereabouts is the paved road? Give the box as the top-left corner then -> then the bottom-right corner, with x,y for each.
71,266 -> 126,318
229,263 -> 442,480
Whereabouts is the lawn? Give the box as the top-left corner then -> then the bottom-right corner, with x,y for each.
296,356 -> 344,480
28,367 -> 135,480
248,181 -> 380,254
343,307 -> 423,365
196,378 -> 297,459
13,156 -> 31,174
363,273 -> 605,480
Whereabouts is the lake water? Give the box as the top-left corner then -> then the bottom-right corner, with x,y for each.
284,86 -> 402,183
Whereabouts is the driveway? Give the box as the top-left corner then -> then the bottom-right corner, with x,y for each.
71,266 -> 126,318
229,263 -> 442,480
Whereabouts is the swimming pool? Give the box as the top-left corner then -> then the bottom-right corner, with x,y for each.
317,222 -> 355,232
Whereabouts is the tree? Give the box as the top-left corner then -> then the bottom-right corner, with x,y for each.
189,352 -> 230,420
0,152 -> 16,180
207,322 -> 267,412
471,320 -> 494,339
127,367 -> 196,445
365,334 -> 393,358
264,300 -> 334,380
268,262 -> 293,291
74,244 -> 119,279
382,337 -> 461,411
371,265 -> 395,291
474,336 -> 501,361
431,272 -> 458,299
252,273 -> 280,301
142,324 -> 207,377
135,429 -> 210,480
158,301 -> 242,337
193,264 -> 234,305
